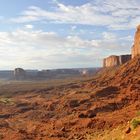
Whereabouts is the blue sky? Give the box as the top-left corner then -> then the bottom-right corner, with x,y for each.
0,0 -> 139,69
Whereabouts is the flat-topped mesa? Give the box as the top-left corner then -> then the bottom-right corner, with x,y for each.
119,55 -> 131,64
132,25 -> 140,58
103,55 -> 131,67
14,68 -> 26,80
103,55 -> 119,67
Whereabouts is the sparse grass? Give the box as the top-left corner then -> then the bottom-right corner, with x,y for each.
0,97 -> 14,105
136,110 -> 140,116
86,126 -> 125,140
130,117 -> 140,130
95,117 -> 140,140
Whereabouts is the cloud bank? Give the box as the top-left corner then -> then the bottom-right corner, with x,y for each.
0,27 -> 132,69
11,0 -> 140,30
0,0 -> 137,69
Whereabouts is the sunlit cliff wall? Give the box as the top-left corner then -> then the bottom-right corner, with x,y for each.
103,55 -> 131,67
131,25 -> 140,58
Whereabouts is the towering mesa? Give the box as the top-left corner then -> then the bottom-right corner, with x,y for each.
103,25 -> 140,67
132,25 -> 140,58
103,55 -> 131,67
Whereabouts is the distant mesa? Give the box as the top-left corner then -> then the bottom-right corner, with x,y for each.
103,55 -> 131,67
131,25 -> 140,58
14,68 -> 26,80
12,68 -> 100,80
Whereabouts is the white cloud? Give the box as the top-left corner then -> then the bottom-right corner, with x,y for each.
0,28 -> 101,69
25,24 -> 34,29
71,25 -> 77,31
10,0 -> 140,30
0,27 -> 132,69
102,32 -> 117,40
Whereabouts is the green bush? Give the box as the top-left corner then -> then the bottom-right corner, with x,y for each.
130,118 -> 140,130
136,111 -> 140,116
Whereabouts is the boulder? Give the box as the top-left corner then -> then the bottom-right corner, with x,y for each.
68,100 -> 79,108
78,110 -> 96,118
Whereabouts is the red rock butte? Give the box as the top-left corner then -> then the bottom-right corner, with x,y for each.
103,55 -> 131,67
131,25 -> 140,58
103,24 -> 140,67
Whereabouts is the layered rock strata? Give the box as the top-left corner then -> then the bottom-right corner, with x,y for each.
103,55 -> 131,67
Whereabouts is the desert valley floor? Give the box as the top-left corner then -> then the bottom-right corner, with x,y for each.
0,57 -> 140,140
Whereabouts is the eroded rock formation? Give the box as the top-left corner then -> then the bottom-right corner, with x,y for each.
119,55 -> 131,64
103,55 -> 119,67
103,55 -> 131,67
132,25 -> 140,58
14,68 -> 26,80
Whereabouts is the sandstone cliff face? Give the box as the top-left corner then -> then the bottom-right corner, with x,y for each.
103,55 -> 119,67
103,55 -> 131,67
119,55 -> 131,64
132,25 -> 140,58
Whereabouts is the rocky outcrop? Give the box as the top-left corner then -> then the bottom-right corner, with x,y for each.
103,55 -> 119,67
103,55 -> 131,67
131,25 -> 140,58
119,55 -> 131,64
14,68 -> 26,80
